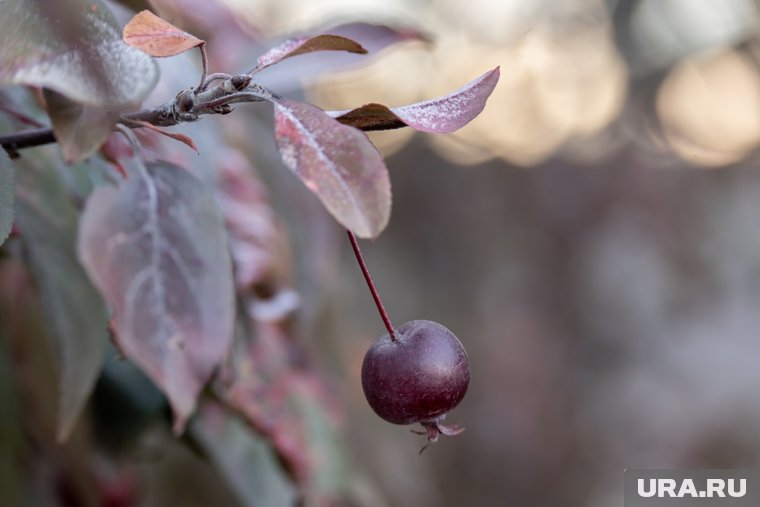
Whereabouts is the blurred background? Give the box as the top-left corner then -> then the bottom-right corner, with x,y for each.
6,0 -> 760,505
241,0 -> 760,505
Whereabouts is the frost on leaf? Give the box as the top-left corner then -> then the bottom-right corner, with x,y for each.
78,160 -> 235,432
0,0 -> 159,161
273,99 -> 391,238
0,150 -> 14,246
330,67 -> 500,133
123,10 -> 204,58
252,34 -> 367,74
0,0 -> 158,108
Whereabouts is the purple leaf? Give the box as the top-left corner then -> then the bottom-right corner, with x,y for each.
215,150 -> 288,294
78,159 -> 235,432
326,22 -> 431,53
43,89 -> 121,163
255,23 -> 428,91
273,99 -> 391,238
252,34 -> 367,74
0,0 -> 158,109
330,66 -> 500,133
0,0 -> 158,161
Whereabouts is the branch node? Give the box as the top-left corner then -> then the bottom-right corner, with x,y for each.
231,75 -> 252,91
176,90 -> 195,113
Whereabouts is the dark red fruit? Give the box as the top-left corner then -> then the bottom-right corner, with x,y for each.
361,320 -> 470,450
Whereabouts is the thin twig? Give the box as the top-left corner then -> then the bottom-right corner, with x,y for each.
113,123 -> 150,180
195,43 -> 209,94
203,73 -> 233,89
114,123 -> 140,155
200,91 -> 266,111
347,230 -> 396,340
1,128 -> 57,153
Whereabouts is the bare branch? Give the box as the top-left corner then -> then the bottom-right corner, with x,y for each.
0,76 -> 279,155
1,127 -> 57,154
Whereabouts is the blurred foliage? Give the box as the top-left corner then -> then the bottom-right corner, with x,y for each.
4,0 -> 760,506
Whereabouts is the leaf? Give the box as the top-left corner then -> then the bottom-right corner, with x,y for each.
253,34 -> 367,74
0,286 -> 23,507
219,324 -> 313,483
0,150 -> 14,247
77,159 -> 235,432
217,319 -> 358,504
215,150 -> 289,294
288,378 -> 352,503
330,66 -> 501,133
0,259 -> 60,441
217,324 -> 325,484
330,103 -> 408,131
0,0 -> 158,109
192,402 -> 297,507
126,119 -> 200,154
255,23 -> 429,92
0,0 -> 160,161
123,10 -> 204,58
273,99 -> 391,238
13,154 -> 109,441
326,22 -> 431,52
43,89 -> 121,163
92,345 -> 168,450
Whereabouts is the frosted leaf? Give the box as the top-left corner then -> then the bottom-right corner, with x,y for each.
273,99 -> 391,238
0,0 -> 159,161
0,0 -> 158,108
252,34 -> 366,73
78,160 -> 235,432
330,67 -> 500,133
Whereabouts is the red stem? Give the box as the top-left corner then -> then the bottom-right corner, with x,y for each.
347,230 -> 396,341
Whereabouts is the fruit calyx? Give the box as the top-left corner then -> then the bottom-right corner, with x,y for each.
412,414 -> 465,454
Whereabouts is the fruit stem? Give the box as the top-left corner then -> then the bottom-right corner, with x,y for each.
347,230 -> 397,341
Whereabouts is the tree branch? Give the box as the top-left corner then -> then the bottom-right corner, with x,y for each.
0,127 -> 57,153
0,75 -> 273,155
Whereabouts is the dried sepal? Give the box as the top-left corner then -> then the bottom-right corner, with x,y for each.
123,119 -> 200,154
415,415 -> 466,454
